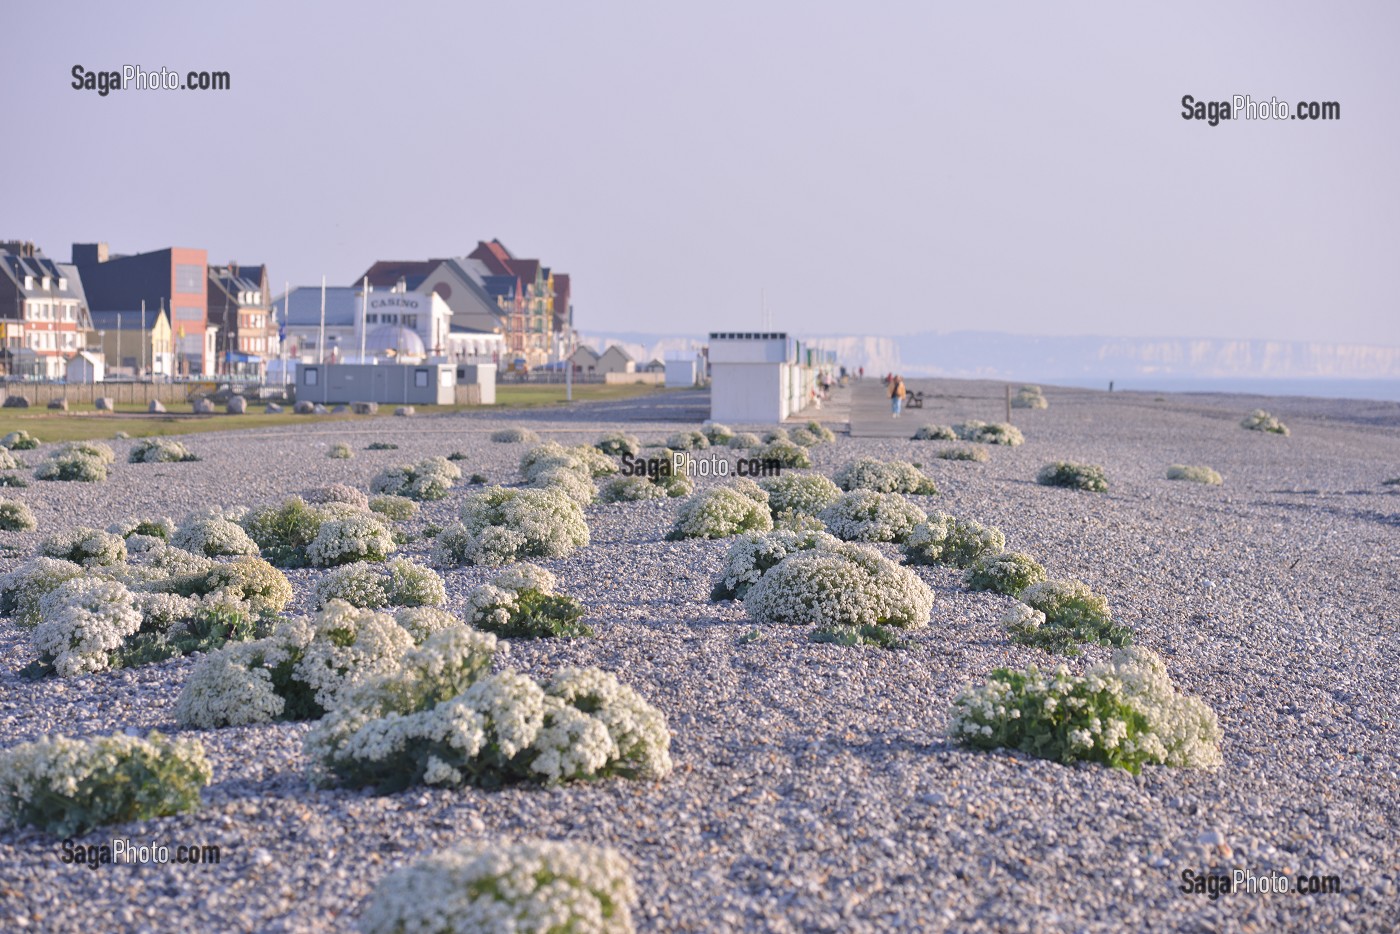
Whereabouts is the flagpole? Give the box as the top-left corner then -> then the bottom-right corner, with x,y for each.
280,280 -> 289,390
140,299 -> 146,377
318,276 -> 326,365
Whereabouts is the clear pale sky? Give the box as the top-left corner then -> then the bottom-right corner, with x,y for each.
5,1 -> 1397,344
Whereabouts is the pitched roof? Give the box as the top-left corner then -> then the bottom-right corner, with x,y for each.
89,308 -> 168,330
359,260 -> 437,291
272,286 -> 361,328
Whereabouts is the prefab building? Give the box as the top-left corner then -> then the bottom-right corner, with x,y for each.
295,362 -> 455,405
709,332 -> 806,423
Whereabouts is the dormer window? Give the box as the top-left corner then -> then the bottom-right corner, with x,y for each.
40,276 -> 50,290
58,277 -> 67,290
23,275 -> 32,290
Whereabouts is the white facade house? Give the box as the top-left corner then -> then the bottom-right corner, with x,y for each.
665,352 -> 701,388
274,286 -> 500,365
65,350 -> 105,383
708,332 -> 826,424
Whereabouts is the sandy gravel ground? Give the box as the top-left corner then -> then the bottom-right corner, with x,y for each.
0,382 -> 1395,932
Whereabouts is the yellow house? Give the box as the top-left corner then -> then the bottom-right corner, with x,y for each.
89,307 -> 176,377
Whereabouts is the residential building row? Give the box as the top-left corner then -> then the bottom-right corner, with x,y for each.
0,237 -> 574,380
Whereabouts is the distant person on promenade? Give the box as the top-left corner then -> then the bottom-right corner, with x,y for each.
858,366 -> 864,380
890,374 -> 906,417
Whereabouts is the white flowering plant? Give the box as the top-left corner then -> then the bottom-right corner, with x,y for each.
1167,464 -> 1223,485
108,516 -> 175,542
370,457 -> 462,501
665,429 -> 709,451
788,426 -> 819,446
903,514 -> 1006,568
833,458 -> 938,495
39,528 -> 127,567
804,420 -> 837,443
307,513 -> 397,567
1012,385 -> 1048,409
35,444 -> 110,482
934,446 -> 988,462
1036,462 -> 1109,493
0,557 -> 86,625
358,838 -> 636,934
964,551 -> 1048,597
727,432 -> 761,450
711,529 -> 842,601
464,566 -> 590,639
170,516 -> 261,557
913,424 -> 958,441
315,559 -> 446,610
328,442 -> 354,459
304,628 -> 672,793
1241,409 -> 1289,435
595,431 -> 641,457
526,464 -> 597,508
0,731 -> 211,836
0,448 -> 21,471
520,442 -> 617,480
756,438 -> 811,469
1,430 -> 39,450
759,472 -> 842,518
949,647 -> 1222,774
762,428 -> 789,443
369,495 -> 418,521
0,500 -> 36,532
1008,579 -> 1132,655
666,481 -> 773,540
818,490 -> 926,543
128,437 -> 199,463
439,486 -> 590,566
954,421 -> 1025,446
30,577 -> 144,677
306,483 -> 372,511
744,542 -> 933,630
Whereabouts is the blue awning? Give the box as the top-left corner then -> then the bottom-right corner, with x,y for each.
224,352 -> 261,363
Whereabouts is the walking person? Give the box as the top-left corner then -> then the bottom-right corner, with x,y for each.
890,374 -> 906,417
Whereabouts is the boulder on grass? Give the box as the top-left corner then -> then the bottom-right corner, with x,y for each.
331,405 -> 349,414
265,403 -> 283,414
94,397 -> 115,411
148,400 -> 166,414
394,406 -> 415,417
226,396 -> 247,415
47,399 -> 68,411
312,404 -> 329,415
294,401 -> 315,414
352,401 -> 379,415
192,398 -> 215,415
2,396 -> 29,409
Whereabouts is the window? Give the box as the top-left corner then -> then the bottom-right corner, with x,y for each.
174,306 -> 203,323
403,314 -> 418,329
414,368 -> 429,388
303,367 -> 318,386
366,314 -> 378,324
175,264 -> 204,293
58,277 -> 67,290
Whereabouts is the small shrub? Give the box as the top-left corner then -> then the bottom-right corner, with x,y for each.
818,490 -> 926,543
526,464 -> 596,507
306,513 -> 396,567
170,516 -> 261,557
174,601 -> 415,727
490,427 -> 540,444
464,565 -> 591,639
1009,579 -> 1132,655
599,473 -> 692,502
1,430 -> 39,450
468,473 -> 488,485
445,451 -> 469,461
934,446 -> 988,462
366,441 -> 399,450
304,630 -> 672,791
762,428 -> 789,443
328,442 -> 354,459
1012,385 -> 1048,409
241,497 -> 338,566
370,457 -> 461,501
0,732 -> 211,836
955,421 -> 1025,446
0,449 -> 21,471
949,647 -> 1223,774
520,442 -> 617,480
758,472 -> 842,518
39,528 -> 127,566
437,485 -> 589,566
834,458 -> 938,495
108,517 -> 174,541
809,624 -> 906,649
314,559 -> 446,609
703,422 -> 735,445
756,438 -> 811,469
665,429 -> 709,451
913,424 -> 958,441
1036,462 -> 1108,492
805,421 -> 836,443
789,426 -> 819,446
128,438 -> 198,463
35,444 -> 110,482
964,551 -> 1047,596
0,474 -> 28,487
359,839 -> 636,934
369,495 -> 418,520
903,514 -> 1005,568
711,529 -> 842,601
1241,410 -> 1289,435
667,481 -> 772,540
744,542 -> 933,629
305,483 -> 371,511
1167,465 -> 1223,485
727,432 -> 761,450
0,557 -> 85,625
31,578 -> 143,676
595,431 -> 641,457
0,500 -> 36,532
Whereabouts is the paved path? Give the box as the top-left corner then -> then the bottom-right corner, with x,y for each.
849,378 -> 1020,437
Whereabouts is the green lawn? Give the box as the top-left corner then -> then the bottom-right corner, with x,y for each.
0,382 -> 667,443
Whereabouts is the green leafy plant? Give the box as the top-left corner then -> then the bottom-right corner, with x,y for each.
903,514 -> 1005,568
963,551 -> 1047,596
809,623 -> 906,649
1241,410 -> 1289,435
1167,464 -> 1223,485
366,441 -> 399,450
1036,462 -> 1108,492
1005,579 -> 1132,655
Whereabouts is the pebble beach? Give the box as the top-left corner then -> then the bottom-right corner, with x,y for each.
0,380 -> 1396,933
